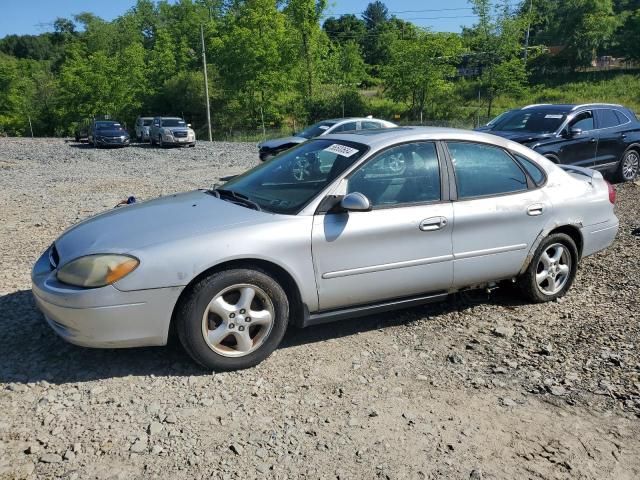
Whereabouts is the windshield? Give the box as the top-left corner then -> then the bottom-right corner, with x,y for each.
162,119 -> 186,127
143,119 -> 152,126
96,122 -> 122,130
221,139 -> 368,214
486,110 -> 512,126
491,110 -> 567,133
296,121 -> 337,139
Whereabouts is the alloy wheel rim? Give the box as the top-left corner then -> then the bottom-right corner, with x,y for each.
201,283 -> 275,357
536,243 -> 571,295
622,152 -> 639,180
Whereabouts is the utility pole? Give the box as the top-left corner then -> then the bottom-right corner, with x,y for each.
524,0 -> 533,62
201,24 -> 213,142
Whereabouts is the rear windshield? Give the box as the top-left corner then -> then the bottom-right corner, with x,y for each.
296,121 -> 337,139
491,110 -> 567,134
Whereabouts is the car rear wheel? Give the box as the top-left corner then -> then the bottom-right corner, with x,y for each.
176,268 -> 289,371
518,233 -> 578,303
617,149 -> 639,182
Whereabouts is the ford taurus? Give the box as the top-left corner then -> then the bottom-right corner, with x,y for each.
32,128 -> 619,370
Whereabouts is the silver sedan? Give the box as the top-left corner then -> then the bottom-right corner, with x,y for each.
32,128 -> 619,370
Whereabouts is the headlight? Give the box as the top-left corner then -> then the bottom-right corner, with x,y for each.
57,254 -> 139,288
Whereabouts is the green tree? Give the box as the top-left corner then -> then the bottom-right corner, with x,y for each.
217,0 -> 291,127
284,0 -> 328,98
323,14 -> 367,45
382,31 -> 464,120
464,0 -> 528,117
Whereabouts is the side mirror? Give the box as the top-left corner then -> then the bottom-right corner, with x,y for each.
340,192 -> 371,212
568,127 -> 582,137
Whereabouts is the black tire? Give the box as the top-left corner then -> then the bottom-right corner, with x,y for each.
517,233 -> 578,303
150,136 -> 156,146
616,149 -> 639,182
177,268 -> 290,371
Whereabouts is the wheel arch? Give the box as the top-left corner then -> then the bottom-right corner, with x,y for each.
519,223 -> 584,276
168,258 -> 305,341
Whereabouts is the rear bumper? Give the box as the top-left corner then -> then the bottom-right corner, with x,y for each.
31,248 -> 182,348
581,217 -> 619,258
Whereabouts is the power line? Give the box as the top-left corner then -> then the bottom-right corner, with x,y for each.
321,2 -> 522,19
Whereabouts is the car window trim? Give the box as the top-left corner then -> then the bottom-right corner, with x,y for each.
509,151 -> 548,188
346,139 -> 448,210
593,108 -> 632,130
558,108 -> 632,135
315,140 -> 449,215
442,140 -> 533,201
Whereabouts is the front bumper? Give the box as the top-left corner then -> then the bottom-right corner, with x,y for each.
162,135 -> 195,146
31,248 -> 183,348
96,137 -> 130,147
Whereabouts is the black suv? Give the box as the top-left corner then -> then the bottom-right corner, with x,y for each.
481,103 -> 640,182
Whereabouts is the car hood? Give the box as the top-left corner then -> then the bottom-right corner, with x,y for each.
485,130 -> 554,144
96,129 -> 128,137
54,190 -> 264,262
259,136 -> 306,149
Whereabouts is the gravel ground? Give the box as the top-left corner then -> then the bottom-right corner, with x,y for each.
1,138 -> 639,479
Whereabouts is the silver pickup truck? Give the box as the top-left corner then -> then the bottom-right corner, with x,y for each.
149,116 -> 196,147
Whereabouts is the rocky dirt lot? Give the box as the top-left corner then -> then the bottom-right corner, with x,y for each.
0,138 -> 639,479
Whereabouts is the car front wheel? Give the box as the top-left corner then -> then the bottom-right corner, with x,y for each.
518,233 -> 578,303
617,149 -> 639,182
177,268 -> 289,371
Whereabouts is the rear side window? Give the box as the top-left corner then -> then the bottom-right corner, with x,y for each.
447,142 -> 528,198
332,122 -> 358,133
614,110 -> 630,124
514,154 -> 545,186
361,121 -> 381,130
598,109 -> 620,129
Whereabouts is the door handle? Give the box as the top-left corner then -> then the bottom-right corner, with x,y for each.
620,133 -> 627,139
419,217 -> 447,231
527,204 -> 544,216
589,138 -> 597,143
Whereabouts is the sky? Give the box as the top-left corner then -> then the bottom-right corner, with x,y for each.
0,0 -> 481,38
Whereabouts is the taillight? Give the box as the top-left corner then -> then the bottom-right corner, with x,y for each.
606,181 -> 616,204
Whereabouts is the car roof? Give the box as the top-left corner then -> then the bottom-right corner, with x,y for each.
323,117 -> 389,123
517,103 -> 625,113
321,126 -> 522,150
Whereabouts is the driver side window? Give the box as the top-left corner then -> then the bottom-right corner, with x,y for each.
347,142 -> 441,208
569,111 -> 594,131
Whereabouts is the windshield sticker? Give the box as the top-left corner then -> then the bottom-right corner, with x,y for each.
318,125 -> 330,130
544,114 -> 563,119
323,144 -> 359,157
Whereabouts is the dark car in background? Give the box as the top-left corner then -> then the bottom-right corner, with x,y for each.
481,103 -> 640,182
88,120 -> 130,148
